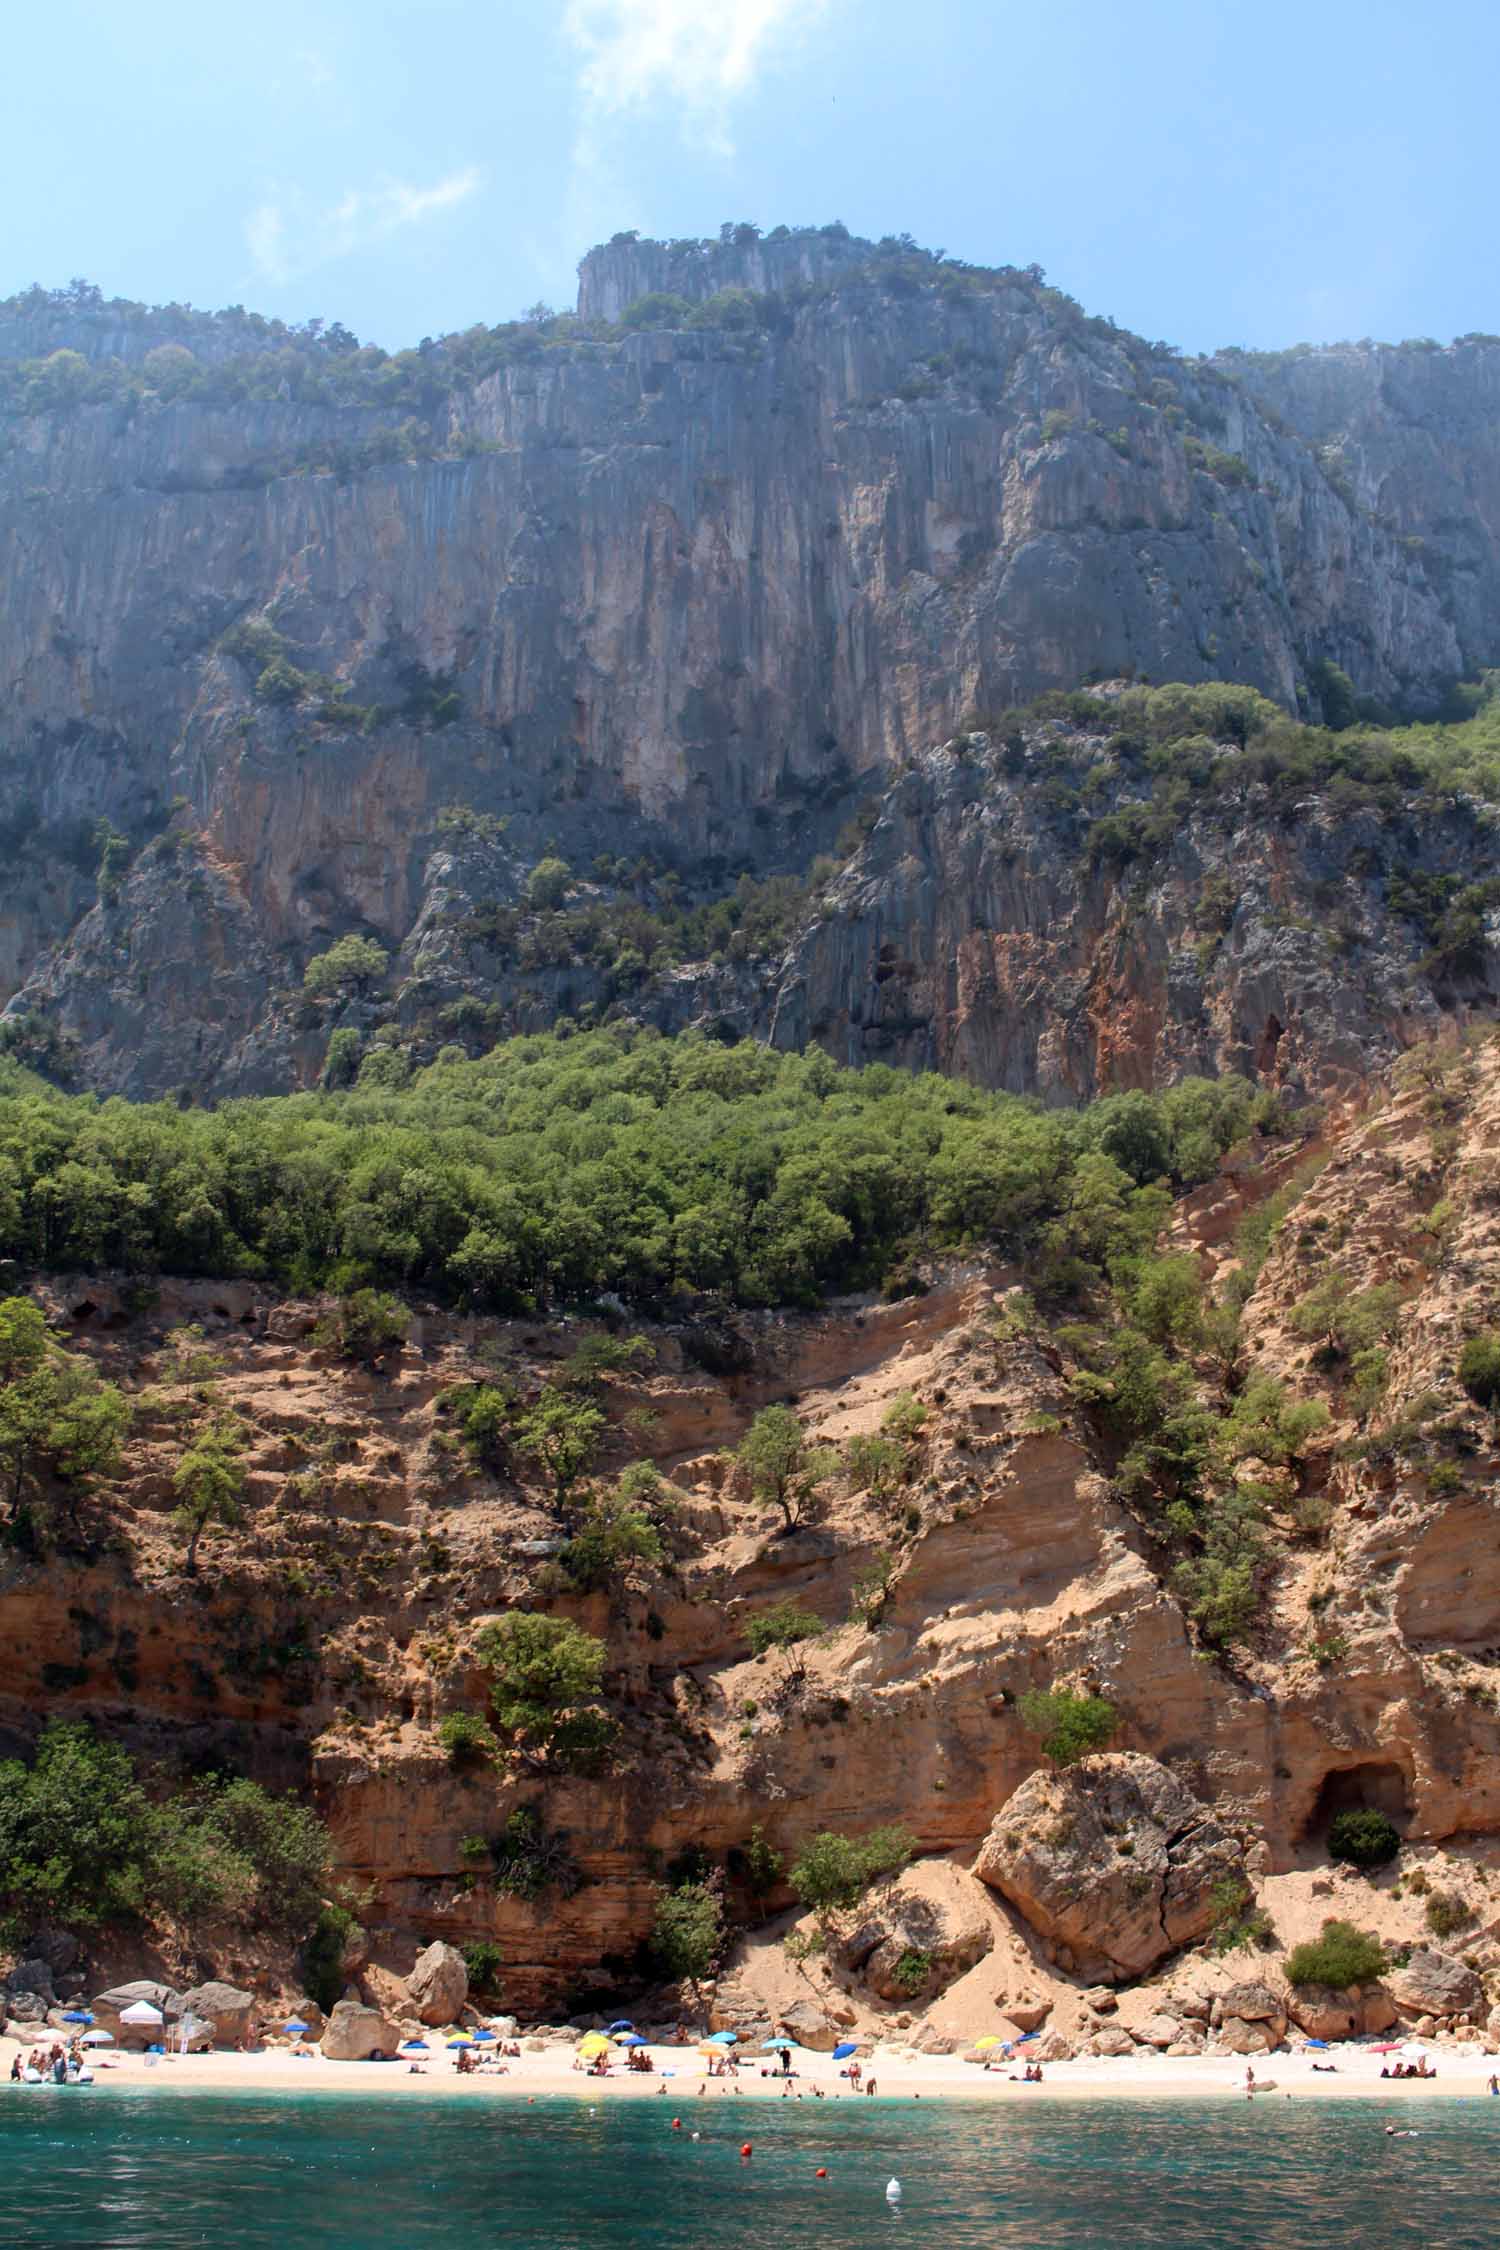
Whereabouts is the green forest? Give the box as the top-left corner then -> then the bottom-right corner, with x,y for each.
0,1034 -> 1275,1312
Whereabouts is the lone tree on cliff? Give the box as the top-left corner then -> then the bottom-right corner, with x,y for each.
303,933 -> 389,1001
737,1405 -> 836,1531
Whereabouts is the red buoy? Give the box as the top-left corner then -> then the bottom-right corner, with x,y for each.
740,2142 -> 753,2158
816,2167 -> 828,2178
671,2118 -> 682,2130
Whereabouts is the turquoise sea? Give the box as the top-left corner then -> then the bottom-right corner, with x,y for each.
3,2091 -> 1494,2248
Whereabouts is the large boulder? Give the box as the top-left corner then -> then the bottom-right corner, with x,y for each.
1091,2025 -> 1135,2056
973,1754 -> 1243,1979
5,1991 -> 48,2025
839,1863 -> 993,2005
92,1981 -> 181,2042
1384,1948 -> 1484,2021
1217,2017 -> 1278,2054
407,1940 -> 468,2028
1285,1982 -> 1363,2042
9,1958 -> 55,2005
774,1999 -> 839,2052
320,2000 -> 401,2061
1219,1981 -> 1286,2031
178,1982 -> 257,2047
1138,2014 -> 1183,2049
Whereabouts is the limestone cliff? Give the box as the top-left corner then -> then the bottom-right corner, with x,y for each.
3,234 -> 1500,1097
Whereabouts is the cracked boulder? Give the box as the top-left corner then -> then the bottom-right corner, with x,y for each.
838,1862 -> 994,2005
972,1752 -> 1243,1979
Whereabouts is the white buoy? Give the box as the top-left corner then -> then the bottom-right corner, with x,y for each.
886,2177 -> 902,2203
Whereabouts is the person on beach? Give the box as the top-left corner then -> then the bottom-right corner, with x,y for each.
8,2054 -> 19,2082
865,2077 -> 877,2097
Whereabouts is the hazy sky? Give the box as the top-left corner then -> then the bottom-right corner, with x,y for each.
5,0 -> 1493,354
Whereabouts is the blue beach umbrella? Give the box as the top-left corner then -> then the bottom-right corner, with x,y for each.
401,2039 -> 429,2053
832,2041 -> 859,2061
470,2029 -> 497,2044
706,2030 -> 738,2044
1016,2030 -> 1040,2043
761,2038 -> 807,2052
446,2036 -> 474,2049
605,2020 -> 634,2033
620,2034 -> 647,2048
61,2011 -> 94,2025
1305,2039 -> 1330,2050
283,2019 -> 310,2035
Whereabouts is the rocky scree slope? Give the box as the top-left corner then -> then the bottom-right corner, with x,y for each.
3,231 -> 1500,1095
5,1037 -> 1500,2033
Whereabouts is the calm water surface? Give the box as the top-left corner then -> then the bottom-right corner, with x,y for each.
3,2089 -> 1493,2249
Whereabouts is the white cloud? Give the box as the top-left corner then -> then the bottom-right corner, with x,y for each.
244,166 -> 483,285
563,0 -> 825,159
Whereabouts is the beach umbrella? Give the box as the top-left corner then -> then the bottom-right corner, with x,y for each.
81,2030 -> 113,2047
61,2010 -> 94,2025
761,2037 -> 807,2052
619,2035 -> 647,2049
401,2039 -> 429,2053
283,2019 -> 310,2035
446,2036 -> 474,2049
1370,2042 -> 1402,2054
470,2029 -> 497,2044
974,2035 -> 1003,2051
120,2001 -> 164,2027
604,2020 -> 634,2034
1305,2038 -> 1330,2050
832,2042 -> 859,2061
577,2033 -> 611,2058
1016,2030 -> 1040,2043
705,2030 -> 738,2044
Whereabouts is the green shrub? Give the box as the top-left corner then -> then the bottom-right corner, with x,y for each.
0,1298 -> 128,1543
1207,1872 -> 1275,1955
1328,1808 -> 1400,1869
890,1947 -> 934,1994
1424,1888 -> 1473,1939
525,857 -> 572,910
788,1824 -> 915,1911
1019,1688 -> 1118,1766
487,1805 -> 581,1901
314,1289 -> 410,1368
437,1711 -> 498,1768
650,1877 -> 725,1989
302,932 -> 389,1000
462,1939 -> 505,1995
558,1490 -> 663,1590
1285,1919 -> 1385,1988
881,1391 -> 930,1443
1459,1331 -> 1500,1408
171,1416 -> 247,1574
843,1432 -> 905,1500
301,1904 -> 359,2012
513,1386 -> 604,1500
737,1406 -> 836,1529
0,1720 -> 334,1941
745,1601 -> 824,1656
474,1613 -> 613,1769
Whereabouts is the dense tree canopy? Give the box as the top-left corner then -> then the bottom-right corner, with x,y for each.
0,1035 -> 1271,1313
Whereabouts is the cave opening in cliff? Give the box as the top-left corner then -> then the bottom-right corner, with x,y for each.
1304,1761 -> 1412,1838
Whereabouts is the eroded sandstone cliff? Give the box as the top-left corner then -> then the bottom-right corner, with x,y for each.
5,1036 -> 1500,2036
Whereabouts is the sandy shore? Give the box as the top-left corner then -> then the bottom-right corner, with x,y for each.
7,2033 -> 1497,2105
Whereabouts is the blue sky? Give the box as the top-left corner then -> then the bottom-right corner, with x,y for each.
5,0 -> 1494,355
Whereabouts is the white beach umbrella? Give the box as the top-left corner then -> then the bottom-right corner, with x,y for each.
120,2001 -> 165,2027
81,2029 -> 114,2046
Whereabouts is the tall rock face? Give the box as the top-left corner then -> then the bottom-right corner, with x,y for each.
1,232 -> 1499,1096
